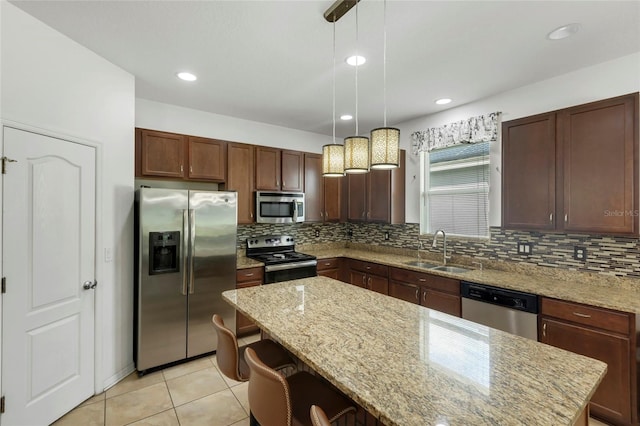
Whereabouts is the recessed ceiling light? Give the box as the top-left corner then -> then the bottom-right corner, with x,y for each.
340,114 -> 353,120
435,98 -> 452,105
547,23 -> 581,40
176,72 -> 197,82
346,55 -> 366,66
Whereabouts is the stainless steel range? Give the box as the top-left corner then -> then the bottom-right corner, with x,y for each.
246,235 -> 317,283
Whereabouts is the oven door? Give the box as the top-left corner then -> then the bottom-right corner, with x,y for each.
264,260 -> 317,284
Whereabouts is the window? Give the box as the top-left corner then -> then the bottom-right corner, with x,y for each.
420,141 -> 490,237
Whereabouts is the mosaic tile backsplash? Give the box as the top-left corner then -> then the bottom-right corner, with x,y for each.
238,223 -> 640,278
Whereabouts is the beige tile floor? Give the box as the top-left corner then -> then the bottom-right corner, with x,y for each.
53,331 -> 612,426
52,333 -> 262,426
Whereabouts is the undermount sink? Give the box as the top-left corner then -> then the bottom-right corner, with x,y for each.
430,265 -> 470,273
404,261 -> 440,268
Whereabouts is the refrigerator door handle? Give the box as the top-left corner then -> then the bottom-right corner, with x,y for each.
181,209 -> 189,296
189,209 -> 196,294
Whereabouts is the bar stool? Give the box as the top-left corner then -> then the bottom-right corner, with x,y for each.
211,314 -> 295,382
245,347 -> 355,426
310,405 -> 331,426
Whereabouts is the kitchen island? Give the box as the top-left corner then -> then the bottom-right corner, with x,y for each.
222,276 -> 607,426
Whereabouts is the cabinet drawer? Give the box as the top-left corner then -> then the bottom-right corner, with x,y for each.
541,298 -> 630,334
390,267 -> 460,295
236,267 -> 264,284
317,258 -> 340,271
348,259 -> 388,277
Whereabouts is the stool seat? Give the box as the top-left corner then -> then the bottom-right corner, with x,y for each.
246,347 -> 355,426
212,314 -> 295,382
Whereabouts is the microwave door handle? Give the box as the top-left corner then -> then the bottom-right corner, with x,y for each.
292,201 -> 298,221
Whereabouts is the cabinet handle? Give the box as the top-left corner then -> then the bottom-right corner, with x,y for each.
367,212 -> 371,219
245,273 -> 254,277
419,278 -> 426,282
573,312 -> 591,318
282,180 -> 285,187
415,288 -> 419,301
564,213 -> 568,223
320,211 -> 324,217
250,212 -> 254,219
366,266 -> 371,270
362,276 -> 366,286
549,213 -> 553,223
542,322 -> 547,337
180,164 -> 184,173
324,262 -> 331,266
190,165 -> 193,174
325,211 -> 328,218
367,277 -> 372,289
423,291 -> 427,302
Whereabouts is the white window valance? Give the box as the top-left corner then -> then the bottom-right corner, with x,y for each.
411,112 -> 501,155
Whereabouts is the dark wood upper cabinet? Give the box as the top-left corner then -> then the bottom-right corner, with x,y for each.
255,147 -> 304,192
135,128 -> 226,182
323,176 -> 343,222
226,143 -> 255,224
304,153 -> 323,222
502,93 -> 639,235
136,128 -> 186,179
502,113 -> 557,230
562,94 -> 637,234
347,149 -> 405,224
187,136 -> 226,181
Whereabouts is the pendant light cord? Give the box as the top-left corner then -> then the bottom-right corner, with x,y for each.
383,0 -> 387,127
332,21 -> 336,145
355,0 -> 359,136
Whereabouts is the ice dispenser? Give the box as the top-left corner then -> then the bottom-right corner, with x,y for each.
149,231 -> 180,275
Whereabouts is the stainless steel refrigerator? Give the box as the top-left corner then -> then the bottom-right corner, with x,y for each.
134,187 -> 237,373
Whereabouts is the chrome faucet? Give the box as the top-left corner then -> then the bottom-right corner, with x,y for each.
432,229 -> 448,265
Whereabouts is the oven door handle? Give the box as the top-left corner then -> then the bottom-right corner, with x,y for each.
264,260 -> 318,272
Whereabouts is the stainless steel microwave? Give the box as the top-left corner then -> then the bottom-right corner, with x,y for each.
255,191 -> 305,223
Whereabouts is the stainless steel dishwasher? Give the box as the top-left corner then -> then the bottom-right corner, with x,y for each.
461,282 -> 539,340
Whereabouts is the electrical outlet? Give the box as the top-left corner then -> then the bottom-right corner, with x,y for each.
314,229 -> 320,238
517,242 -> 532,255
347,229 -> 353,237
574,246 -> 587,261
384,231 -> 390,240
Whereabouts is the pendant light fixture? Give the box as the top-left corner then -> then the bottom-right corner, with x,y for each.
322,20 -> 345,177
343,0 -> 369,174
370,0 -> 400,169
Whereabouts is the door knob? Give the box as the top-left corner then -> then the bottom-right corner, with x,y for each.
83,280 -> 97,290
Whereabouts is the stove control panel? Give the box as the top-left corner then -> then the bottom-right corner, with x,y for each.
247,235 -> 295,249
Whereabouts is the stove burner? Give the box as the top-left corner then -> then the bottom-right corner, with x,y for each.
273,254 -> 285,259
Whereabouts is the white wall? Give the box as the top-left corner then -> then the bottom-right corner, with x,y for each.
397,53 -> 640,225
1,1 -> 136,391
136,99 -> 333,153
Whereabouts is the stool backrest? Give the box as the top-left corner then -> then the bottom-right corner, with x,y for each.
245,347 -> 292,426
211,314 -> 242,382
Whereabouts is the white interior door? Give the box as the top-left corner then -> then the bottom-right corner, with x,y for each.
1,127 -> 96,425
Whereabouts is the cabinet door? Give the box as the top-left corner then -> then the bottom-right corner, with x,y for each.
324,176 -> 342,222
282,150 -> 304,192
304,153 -> 323,222
349,270 -> 367,288
188,137 -> 226,181
502,113 -> 557,230
563,94 -> 637,234
347,173 -> 367,222
137,129 -> 185,178
421,289 -> 461,317
367,169 -> 391,222
255,146 -> 281,190
388,280 -> 420,304
366,275 -> 389,295
227,143 -> 255,224
541,318 -> 632,424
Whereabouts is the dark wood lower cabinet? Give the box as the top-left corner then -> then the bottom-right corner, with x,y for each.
347,259 -> 389,295
236,267 -> 263,336
317,257 -> 341,280
540,298 -> 637,426
389,280 -> 420,304
421,288 -> 461,317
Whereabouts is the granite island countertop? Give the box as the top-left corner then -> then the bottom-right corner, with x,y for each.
238,246 -> 640,315
223,276 -> 607,426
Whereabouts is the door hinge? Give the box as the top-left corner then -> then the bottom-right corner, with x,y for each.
1,156 -> 17,174
1,395 -> 5,413
1,277 -> 5,294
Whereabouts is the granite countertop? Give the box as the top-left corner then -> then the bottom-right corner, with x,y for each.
237,246 -> 640,315
223,276 -> 607,426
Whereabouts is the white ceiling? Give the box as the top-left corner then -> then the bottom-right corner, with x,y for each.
10,0 -> 640,138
